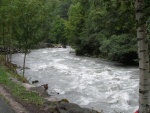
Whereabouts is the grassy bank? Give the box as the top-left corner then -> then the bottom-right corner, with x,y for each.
0,65 -> 45,105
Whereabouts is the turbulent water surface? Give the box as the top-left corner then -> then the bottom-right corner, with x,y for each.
12,47 -> 139,113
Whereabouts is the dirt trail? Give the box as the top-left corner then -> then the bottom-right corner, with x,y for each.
0,85 -> 29,113
0,96 -> 15,113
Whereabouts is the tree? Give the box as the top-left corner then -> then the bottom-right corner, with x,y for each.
135,0 -> 150,112
0,0 -> 16,64
50,16 -> 67,45
66,2 -> 84,46
13,0 -> 46,76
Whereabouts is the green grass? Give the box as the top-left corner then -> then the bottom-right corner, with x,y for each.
6,68 -> 28,83
0,55 -> 28,83
0,66 -> 45,105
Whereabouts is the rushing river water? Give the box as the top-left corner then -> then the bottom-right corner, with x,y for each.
12,47 -> 139,113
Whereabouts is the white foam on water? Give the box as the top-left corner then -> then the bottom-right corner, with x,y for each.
30,64 -> 48,71
65,56 -> 80,61
48,87 -> 65,95
50,48 -> 68,53
76,96 -> 92,105
38,64 -> 48,70
42,50 -> 48,54
53,59 -> 65,63
53,63 -> 69,72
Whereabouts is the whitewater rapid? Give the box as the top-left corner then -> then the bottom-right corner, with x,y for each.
12,47 -> 139,113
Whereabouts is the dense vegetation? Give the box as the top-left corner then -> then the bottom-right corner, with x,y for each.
0,0 -> 150,65
66,0 -> 137,65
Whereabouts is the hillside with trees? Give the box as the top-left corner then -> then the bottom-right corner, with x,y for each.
0,0 -> 150,65
1,0 -> 150,113
0,0 -> 149,64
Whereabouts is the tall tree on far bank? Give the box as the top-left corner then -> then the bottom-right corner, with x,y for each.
135,0 -> 150,112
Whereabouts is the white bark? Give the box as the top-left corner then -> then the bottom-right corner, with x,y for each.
135,0 -> 150,113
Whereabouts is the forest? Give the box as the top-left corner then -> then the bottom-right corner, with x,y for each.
1,0 -> 150,113
0,0 -> 150,66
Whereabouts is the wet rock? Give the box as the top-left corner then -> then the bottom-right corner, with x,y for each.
56,102 -> 100,113
37,42 -> 54,48
62,45 -> 66,48
32,80 -> 39,84
59,99 -> 69,103
43,104 -> 58,112
38,43 -> 48,48
67,108 -> 99,113
22,83 -> 34,90
56,102 -> 80,111
84,54 -> 91,57
11,63 -> 17,68
29,85 -> 50,97
58,109 -> 67,113
45,97 -> 60,102
54,44 -> 63,48
69,50 -> 75,53
20,67 -> 30,70
42,84 -> 48,91
47,43 -> 54,48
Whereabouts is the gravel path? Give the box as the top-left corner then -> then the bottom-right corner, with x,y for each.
0,85 -> 29,113
0,95 -> 15,113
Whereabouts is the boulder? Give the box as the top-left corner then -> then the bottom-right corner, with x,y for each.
62,45 -> 66,48
32,80 -> 39,84
45,97 -> 60,102
29,85 -> 50,97
47,43 -> 54,48
67,108 -> 99,113
38,42 -> 47,48
59,99 -> 69,103
69,50 -> 75,53
57,109 -> 67,113
56,102 -> 100,113
57,102 -> 80,110
54,44 -> 63,48
22,83 -> 34,90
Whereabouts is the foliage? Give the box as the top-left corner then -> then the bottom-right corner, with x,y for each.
65,0 -> 140,65
0,0 -> 150,65
65,2 -> 84,45
100,34 -> 137,64
50,16 -> 67,45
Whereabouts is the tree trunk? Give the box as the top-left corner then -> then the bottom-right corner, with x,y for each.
2,22 -> 6,64
135,0 -> 150,112
23,52 -> 27,77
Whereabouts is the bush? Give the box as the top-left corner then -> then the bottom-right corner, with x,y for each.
100,34 -> 138,65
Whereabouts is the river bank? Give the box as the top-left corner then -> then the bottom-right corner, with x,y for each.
0,63 -> 100,113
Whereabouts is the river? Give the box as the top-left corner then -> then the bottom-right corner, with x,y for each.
12,47 -> 139,113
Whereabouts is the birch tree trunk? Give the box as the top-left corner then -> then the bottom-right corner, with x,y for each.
135,0 -> 150,112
